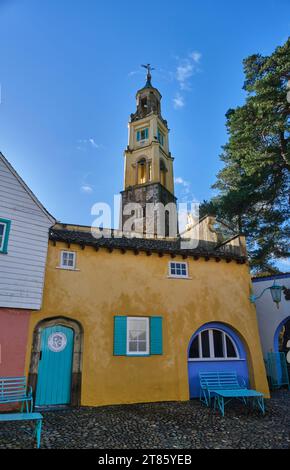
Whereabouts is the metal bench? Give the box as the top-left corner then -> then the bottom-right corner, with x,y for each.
0,412 -> 43,448
0,377 -> 33,412
199,371 -> 265,416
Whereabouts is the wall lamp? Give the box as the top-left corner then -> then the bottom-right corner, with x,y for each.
250,281 -> 284,309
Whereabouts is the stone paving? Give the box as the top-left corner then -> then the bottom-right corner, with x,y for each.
0,390 -> 289,449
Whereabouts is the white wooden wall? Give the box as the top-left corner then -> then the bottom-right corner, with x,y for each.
254,275 -> 290,357
0,155 -> 54,310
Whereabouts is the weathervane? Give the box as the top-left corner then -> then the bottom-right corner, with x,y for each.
141,64 -> 155,84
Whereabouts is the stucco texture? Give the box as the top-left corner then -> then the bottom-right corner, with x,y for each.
25,241 -> 270,406
0,308 -> 30,377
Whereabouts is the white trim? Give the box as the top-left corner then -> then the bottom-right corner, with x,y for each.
56,266 -> 80,272
189,328 -> 240,360
126,317 -> 150,356
60,250 -> 76,270
168,261 -> 189,279
188,358 -> 245,362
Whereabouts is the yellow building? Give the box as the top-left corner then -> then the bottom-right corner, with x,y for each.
25,69 -> 269,407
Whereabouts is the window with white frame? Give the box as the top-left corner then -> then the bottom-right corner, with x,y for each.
168,261 -> 188,278
127,317 -> 149,355
189,329 -> 239,360
60,251 -> 76,269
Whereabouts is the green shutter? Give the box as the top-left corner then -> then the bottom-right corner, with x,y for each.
136,130 -> 140,141
145,128 -> 149,139
150,317 -> 163,355
113,316 -> 127,356
0,218 -> 11,254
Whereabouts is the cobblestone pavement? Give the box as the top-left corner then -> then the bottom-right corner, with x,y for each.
0,391 -> 289,449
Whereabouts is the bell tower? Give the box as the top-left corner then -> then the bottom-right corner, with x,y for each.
121,65 -> 177,237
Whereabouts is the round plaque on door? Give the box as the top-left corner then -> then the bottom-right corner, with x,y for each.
48,332 -> 67,352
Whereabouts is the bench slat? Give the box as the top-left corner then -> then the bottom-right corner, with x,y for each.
0,413 -> 42,422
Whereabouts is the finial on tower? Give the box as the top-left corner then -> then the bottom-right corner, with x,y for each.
141,64 -> 155,87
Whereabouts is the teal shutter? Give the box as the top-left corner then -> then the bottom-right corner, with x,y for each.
145,128 -> 149,139
113,316 -> 127,355
150,317 -> 163,355
136,130 -> 140,141
0,218 -> 11,254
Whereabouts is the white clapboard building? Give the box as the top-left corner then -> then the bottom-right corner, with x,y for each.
0,152 -> 55,376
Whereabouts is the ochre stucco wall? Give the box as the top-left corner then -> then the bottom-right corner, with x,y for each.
25,241 -> 270,406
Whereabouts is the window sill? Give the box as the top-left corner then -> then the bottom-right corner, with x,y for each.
56,266 -> 80,272
125,354 -> 150,357
188,358 -> 244,362
167,276 -> 192,280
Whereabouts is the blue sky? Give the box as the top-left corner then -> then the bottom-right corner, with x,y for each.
0,1 -> 289,261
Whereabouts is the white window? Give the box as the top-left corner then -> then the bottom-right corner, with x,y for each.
189,329 -> 239,361
127,317 -> 149,355
168,261 -> 188,278
60,251 -> 76,269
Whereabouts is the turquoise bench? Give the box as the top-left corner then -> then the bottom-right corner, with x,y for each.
199,371 -> 265,417
0,377 -> 33,412
0,413 -> 43,448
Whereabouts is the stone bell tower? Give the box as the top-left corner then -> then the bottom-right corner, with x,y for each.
120,65 -> 177,237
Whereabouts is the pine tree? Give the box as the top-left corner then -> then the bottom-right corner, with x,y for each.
201,38 -> 290,273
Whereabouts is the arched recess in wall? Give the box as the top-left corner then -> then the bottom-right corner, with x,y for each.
187,322 -> 250,398
274,317 -> 290,355
160,159 -> 167,187
28,316 -> 83,407
137,157 -> 147,184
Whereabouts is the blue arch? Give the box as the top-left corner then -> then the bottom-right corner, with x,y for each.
274,317 -> 290,353
187,322 -> 247,359
187,322 -> 249,398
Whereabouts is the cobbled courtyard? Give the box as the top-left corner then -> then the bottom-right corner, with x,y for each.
0,390 -> 289,449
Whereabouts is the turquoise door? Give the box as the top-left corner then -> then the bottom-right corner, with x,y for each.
36,325 -> 74,406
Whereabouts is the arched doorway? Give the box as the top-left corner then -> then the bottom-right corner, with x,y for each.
28,317 -> 83,407
274,317 -> 290,379
187,322 -> 249,398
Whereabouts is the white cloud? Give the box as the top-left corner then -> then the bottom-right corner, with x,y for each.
175,51 -> 202,91
174,176 -> 199,204
175,177 -> 188,186
88,138 -> 100,149
77,138 -> 102,151
173,93 -> 185,109
189,51 -> 202,63
174,176 -> 191,193
172,51 -> 202,109
176,62 -> 194,89
81,184 -> 93,194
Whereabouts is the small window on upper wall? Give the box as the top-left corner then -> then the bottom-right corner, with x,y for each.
0,218 -> 11,254
168,261 -> 188,278
136,127 -> 149,142
60,251 -> 76,269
